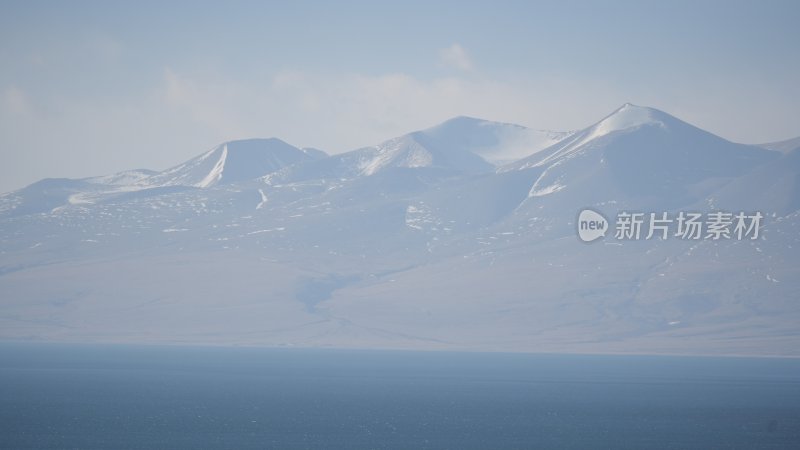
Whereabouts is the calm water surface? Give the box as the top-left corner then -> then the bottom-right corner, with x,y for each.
1,343 -> 799,449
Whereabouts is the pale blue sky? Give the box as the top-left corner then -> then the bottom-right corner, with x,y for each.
1,0 -> 798,192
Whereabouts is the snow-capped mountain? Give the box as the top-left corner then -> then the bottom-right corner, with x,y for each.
0,138 -> 325,217
0,105 -> 798,356
349,116 -> 573,175
408,116 -> 573,166
269,117 -> 571,183
707,146 -> 800,215
760,136 -> 800,154
505,103 -> 775,210
145,138 -> 325,188
85,169 -> 158,186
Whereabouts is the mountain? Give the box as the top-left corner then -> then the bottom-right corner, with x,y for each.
402,104 -> 779,243
85,169 -> 158,186
145,138 -> 324,188
0,105 -> 798,356
0,138 -> 325,217
759,136 -> 800,154
504,103 -> 776,211
349,116 -> 573,175
269,117 -> 571,183
707,146 -> 800,215
411,116 -> 572,166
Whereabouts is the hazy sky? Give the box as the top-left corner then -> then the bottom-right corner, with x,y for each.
1,0 -> 798,193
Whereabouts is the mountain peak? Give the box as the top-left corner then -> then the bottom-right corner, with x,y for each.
428,116 -> 526,134
148,138 -> 316,188
438,115 -> 487,124
413,116 -> 572,166
592,103 -> 669,136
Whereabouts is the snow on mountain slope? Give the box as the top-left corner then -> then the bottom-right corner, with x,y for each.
417,116 -> 572,166
145,138 -> 319,188
300,147 -> 329,159
269,132 -> 494,183
759,136 -> 800,154
1,106 -> 799,355
350,132 -> 494,176
356,134 -> 441,175
504,103 -> 777,212
0,139 -> 320,215
703,146 -> 800,215
0,178 -> 98,217
271,117 -> 571,184
85,169 -> 158,186
352,116 -> 572,174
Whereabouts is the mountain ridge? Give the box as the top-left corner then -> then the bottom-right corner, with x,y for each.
1,104 -> 798,356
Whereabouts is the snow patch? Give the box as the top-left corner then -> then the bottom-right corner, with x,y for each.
197,144 -> 228,188
405,202 -> 441,231
247,228 -> 285,235
530,183 -> 565,197
587,103 -> 666,142
256,189 -> 268,209
359,137 -> 433,176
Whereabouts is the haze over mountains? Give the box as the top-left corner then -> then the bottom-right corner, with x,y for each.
1,104 -> 798,356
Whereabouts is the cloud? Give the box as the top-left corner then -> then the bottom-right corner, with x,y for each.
3,86 -> 33,117
0,63 -> 633,193
439,43 -> 473,71
11,62 -> 795,194
146,68 -> 628,156
162,68 -> 248,138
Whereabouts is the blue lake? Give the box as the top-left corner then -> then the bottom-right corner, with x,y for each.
1,343 -> 799,449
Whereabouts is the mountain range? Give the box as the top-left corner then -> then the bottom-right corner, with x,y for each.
1,104 -> 798,356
